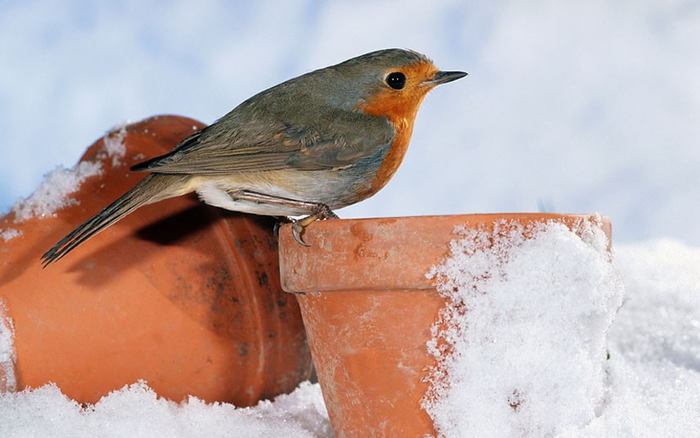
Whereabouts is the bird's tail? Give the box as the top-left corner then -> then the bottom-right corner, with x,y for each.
41,173 -> 192,267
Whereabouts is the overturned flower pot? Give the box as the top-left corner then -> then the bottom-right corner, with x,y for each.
0,115 -> 311,405
278,213 -> 619,437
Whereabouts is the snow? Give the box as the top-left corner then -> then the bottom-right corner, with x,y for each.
10,161 -> 102,223
425,219 -> 624,437
0,228 -> 22,242
0,381 -> 332,438
7,121 -> 130,224
582,240 -> 700,437
0,303 -> 16,393
421,227 -> 700,437
100,123 -> 128,168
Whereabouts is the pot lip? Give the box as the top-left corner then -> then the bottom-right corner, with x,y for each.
281,212 -> 608,231
278,212 -> 610,294
337,212 -> 601,220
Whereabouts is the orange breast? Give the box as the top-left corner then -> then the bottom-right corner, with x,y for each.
368,117 -> 413,194
356,60 -> 438,195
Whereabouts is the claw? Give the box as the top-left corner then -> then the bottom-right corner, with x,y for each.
291,214 -> 324,247
273,217 -> 291,239
289,206 -> 340,246
292,221 -> 311,247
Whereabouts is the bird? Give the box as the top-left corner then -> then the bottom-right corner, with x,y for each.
41,48 -> 466,266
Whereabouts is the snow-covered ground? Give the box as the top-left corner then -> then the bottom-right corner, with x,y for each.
0,381 -> 332,438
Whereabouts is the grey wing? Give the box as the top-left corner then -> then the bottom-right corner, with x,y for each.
131,111 -> 395,175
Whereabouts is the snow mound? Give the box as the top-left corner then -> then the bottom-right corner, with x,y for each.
0,381 -> 331,438
574,240 -> 700,437
425,220 -> 624,437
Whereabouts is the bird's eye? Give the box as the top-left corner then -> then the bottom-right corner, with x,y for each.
385,72 -> 406,90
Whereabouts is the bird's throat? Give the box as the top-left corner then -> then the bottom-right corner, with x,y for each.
367,113 -> 416,195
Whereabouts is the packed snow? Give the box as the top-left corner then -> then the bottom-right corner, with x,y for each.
425,219 -> 623,436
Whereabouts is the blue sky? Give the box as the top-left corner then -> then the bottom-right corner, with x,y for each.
2,0 -> 699,244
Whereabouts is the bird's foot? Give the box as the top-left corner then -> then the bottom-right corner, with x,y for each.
291,204 -> 339,246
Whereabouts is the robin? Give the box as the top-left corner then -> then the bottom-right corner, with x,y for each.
42,48 -> 466,266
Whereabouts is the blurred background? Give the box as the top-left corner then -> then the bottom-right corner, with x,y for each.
1,0 -> 699,245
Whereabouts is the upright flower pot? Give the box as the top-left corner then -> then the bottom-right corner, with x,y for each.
0,115 -> 312,405
278,213 -> 611,437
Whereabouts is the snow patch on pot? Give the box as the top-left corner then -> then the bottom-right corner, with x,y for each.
9,123 -> 131,223
0,228 -> 22,242
11,161 -> 103,222
99,123 -> 128,167
0,301 -> 17,392
424,219 -> 624,437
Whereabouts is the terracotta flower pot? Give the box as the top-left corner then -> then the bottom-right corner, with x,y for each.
0,115 -> 311,405
278,213 -> 611,437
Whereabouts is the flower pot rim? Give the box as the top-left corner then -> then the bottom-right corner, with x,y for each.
278,212 -> 609,294
284,212 -> 608,233
320,211 -> 601,221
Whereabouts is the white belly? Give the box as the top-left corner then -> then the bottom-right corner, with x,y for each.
189,171 -> 349,217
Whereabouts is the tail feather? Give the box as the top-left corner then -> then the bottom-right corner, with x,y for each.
41,174 -> 190,267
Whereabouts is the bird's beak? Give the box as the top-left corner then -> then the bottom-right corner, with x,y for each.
425,70 -> 468,86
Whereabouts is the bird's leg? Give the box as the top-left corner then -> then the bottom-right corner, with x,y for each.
227,190 -> 339,245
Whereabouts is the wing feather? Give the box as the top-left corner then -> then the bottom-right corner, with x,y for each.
132,110 -> 394,175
